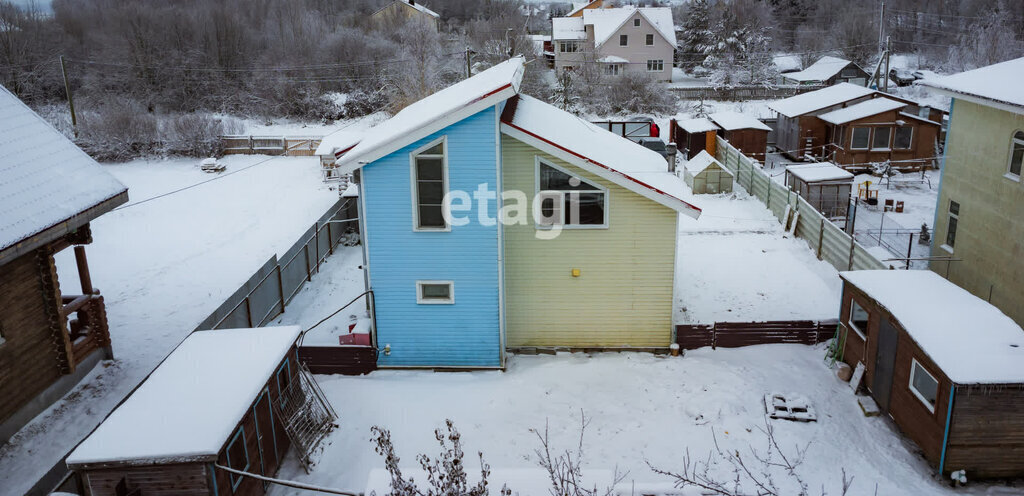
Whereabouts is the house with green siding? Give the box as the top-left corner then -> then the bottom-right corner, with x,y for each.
335,57 -> 701,368
920,57 -> 1024,328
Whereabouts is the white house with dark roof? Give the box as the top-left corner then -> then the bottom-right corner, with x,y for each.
552,6 -> 675,81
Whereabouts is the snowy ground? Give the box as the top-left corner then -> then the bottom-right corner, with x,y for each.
268,346 -> 1022,496
234,112 -> 388,136
0,155 -> 339,496
850,171 -> 939,270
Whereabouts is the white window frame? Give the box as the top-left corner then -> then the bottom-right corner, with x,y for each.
1007,130 -> 1024,181
409,136 -> 450,232
893,126 -> 913,150
850,127 -> 870,150
535,157 -> 609,230
941,199 -> 959,253
633,18 -> 640,27
871,126 -> 892,151
603,64 -> 620,76
619,34 -> 628,46
559,41 -> 579,53
645,33 -> 654,46
908,358 -> 939,413
416,280 -> 455,304
847,298 -> 869,340
646,59 -> 664,72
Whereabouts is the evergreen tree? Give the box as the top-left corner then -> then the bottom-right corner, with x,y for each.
678,0 -> 713,71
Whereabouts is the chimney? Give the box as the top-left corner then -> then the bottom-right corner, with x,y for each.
666,143 -> 678,173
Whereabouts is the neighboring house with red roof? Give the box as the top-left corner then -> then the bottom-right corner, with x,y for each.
552,6 -> 676,81
334,57 -> 699,367
0,84 -> 128,446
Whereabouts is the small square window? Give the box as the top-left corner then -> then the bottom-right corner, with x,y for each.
645,34 -> 654,46
417,281 -> 454,304
633,18 -> 640,27
909,359 -> 939,413
619,34 -> 628,46
848,299 -> 869,339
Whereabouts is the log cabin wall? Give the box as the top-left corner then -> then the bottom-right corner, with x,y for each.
945,385 -> 1024,478
722,128 -> 768,162
0,247 -> 70,431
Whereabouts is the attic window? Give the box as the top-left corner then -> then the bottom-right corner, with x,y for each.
909,359 -> 939,413
633,18 -> 640,27
412,138 -> 448,231
537,159 -> 607,228
619,34 -> 628,46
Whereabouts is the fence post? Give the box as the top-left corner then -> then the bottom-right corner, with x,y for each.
848,234 -> 856,270
304,242 -> 312,282
817,218 -> 825,260
313,222 -> 321,275
248,135 -> 254,154
244,297 -> 253,327
276,265 -> 286,313
327,221 -> 334,255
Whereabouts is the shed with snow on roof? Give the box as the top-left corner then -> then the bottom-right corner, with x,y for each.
837,271 -> 1024,479
66,327 -> 306,495
781,56 -> 869,86
784,163 -> 853,219
671,117 -> 719,160
708,111 -> 771,161
818,97 -> 941,172
683,150 -> 733,194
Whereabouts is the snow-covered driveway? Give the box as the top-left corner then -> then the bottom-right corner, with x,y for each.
0,155 -> 339,496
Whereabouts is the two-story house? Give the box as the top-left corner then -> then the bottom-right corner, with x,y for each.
920,57 -> 1024,327
552,6 -> 675,82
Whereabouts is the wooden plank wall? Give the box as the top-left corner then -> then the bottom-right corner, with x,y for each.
945,386 -> 1024,478
675,320 -> 838,350
0,249 -> 67,426
298,346 -> 377,375
83,464 -> 210,496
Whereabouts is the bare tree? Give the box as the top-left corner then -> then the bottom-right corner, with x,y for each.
531,410 -> 627,496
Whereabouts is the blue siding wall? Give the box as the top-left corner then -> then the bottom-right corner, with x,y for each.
362,106 -> 501,367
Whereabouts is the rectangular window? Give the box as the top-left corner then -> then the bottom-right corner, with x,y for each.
871,127 -> 891,150
850,127 -> 870,149
538,159 -> 607,227
944,200 -> 959,250
417,281 -> 454,304
603,64 -> 619,76
893,126 -> 913,149
226,427 -> 249,491
619,34 -> 628,46
1009,131 -> 1024,179
559,41 -> 579,53
412,139 -> 447,231
276,360 -> 292,407
646,59 -> 664,72
645,34 -> 654,45
633,18 -> 640,27
909,359 -> 939,413
848,299 -> 869,339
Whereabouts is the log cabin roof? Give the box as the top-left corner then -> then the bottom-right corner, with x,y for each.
66,326 -> 301,468
0,85 -> 127,263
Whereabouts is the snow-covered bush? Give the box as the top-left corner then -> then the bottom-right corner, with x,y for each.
76,101 -> 160,162
167,114 -> 243,157
599,72 -> 676,116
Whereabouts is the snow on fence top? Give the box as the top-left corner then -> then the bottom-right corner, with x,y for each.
785,163 -> 854,183
66,326 -> 302,467
818,98 -> 907,125
337,57 -> 525,172
678,117 -> 719,133
768,83 -> 876,118
315,130 -> 363,158
919,57 -> 1024,112
840,271 -> 1024,385
684,150 -> 730,175
0,84 -> 127,254
781,56 -> 854,83
501,94 -> 700,219
552,16 -> 586,40
709,111 -> 772,131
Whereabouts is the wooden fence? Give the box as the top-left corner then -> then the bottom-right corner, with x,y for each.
715,137 -> 891,272
676,320 -> 838,350
298,346 -> 377,375
668,84 -> 825,101
221,135 -> 322,156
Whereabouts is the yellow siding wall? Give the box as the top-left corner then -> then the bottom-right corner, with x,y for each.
501,136 -> 677,348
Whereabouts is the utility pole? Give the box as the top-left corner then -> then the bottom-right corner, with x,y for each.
883,36 -> 891,92
878,1 -> 885,52
59,55 -> 77,137
465,46 -> 472,78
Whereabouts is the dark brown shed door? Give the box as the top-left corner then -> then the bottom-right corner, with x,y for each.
253,388 -> 279,480
872,319 -> 900,413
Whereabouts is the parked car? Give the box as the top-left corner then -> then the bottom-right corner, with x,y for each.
888,68 -> 917,87
637,137 -> 671,159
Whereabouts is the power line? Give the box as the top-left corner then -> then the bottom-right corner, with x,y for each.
112,155 -> 283,211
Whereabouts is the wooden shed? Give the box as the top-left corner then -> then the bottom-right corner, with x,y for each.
781,56 -> 869,86
838,271 -> 1024,479
66,326 -> 303,495
818,98 -> 942,171
672,117 -> 719,159
708,111 -> 771,162
784,163 -> 853,219
0,85 -> 128,446
683,150 -> 733,194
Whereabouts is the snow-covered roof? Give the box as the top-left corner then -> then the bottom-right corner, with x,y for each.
583,7 -> 675,47
768,83 -> 877,118
918,57 -> 1024,113
684,150 -> 731,175
567,0 -> 598,16
376,0 -> 439,18
0,84 -> 128,260
501,94 -> 700,219
342,183 -> 359,198
840,271 -> 1024,384
337,57 -> 525,171
786,163 -> 854,183
781,56 -> 857,83
598,55 -> 629,64
678,117 -> 719,134
314,130 -> 363,157
708,111 -> 772,131
552,16 -> 586,40
66,326 -> 302,467
818,98 -> 907,125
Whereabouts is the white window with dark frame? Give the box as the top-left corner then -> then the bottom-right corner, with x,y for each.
893,126 -> 913,150
226,426 -> 250,491
1008,130 -> 1024,180
536,158 -> 608,228
417,281 -> 454,304
871,126 -> 891,150
848,298 -> 869,340
411,137 -> 448,231
633,18 -> 640,27
850,127 -> 870,149
559,41 -> 579,53
645,34 -> 654,45
646,59 -> 664,72
943,200 -> 959,252
619,34 -> 628,46
909,358 -> 939,413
